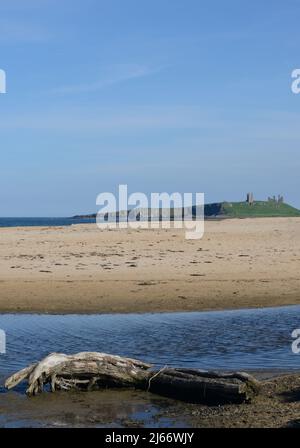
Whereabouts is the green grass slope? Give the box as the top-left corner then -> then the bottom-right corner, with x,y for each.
204,201 -> 300,218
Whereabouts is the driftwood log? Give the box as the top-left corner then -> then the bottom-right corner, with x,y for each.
5,352 -> 260,404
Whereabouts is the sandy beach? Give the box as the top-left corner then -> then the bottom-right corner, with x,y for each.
0,217 -> 299,314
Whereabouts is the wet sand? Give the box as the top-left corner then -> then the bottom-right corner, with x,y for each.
1,373 -> 300,428
0,217 -> 299,313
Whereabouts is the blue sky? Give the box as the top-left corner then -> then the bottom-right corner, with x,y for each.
0,0 -> 299,216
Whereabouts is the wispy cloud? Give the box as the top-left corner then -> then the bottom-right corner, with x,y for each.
1,106 -> 300,145
51,64 -> 165,94
0,19 -> 52,44
0,106 -> 223,133
0,0 -> 54,10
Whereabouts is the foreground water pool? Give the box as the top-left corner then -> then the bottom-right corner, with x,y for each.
0,304 -> 300,379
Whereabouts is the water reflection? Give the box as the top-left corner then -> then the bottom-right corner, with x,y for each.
0,305 -> 299,377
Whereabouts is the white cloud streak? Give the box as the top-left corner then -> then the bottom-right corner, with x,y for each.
0,19 -> 52,44
50,64 -> 165,94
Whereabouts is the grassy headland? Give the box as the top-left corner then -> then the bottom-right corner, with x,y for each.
204,201 -> 300,218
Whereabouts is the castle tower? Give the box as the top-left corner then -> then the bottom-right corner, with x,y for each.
246,192 -> 254,205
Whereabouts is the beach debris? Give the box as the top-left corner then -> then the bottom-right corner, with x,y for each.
5,352 -> 151,396
147,368 -> 260,404
5,352 -> 260,404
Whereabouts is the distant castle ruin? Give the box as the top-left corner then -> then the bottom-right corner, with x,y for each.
246,192 -> 254,205
246,193 -> 284,205
268,195 -> 284,204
